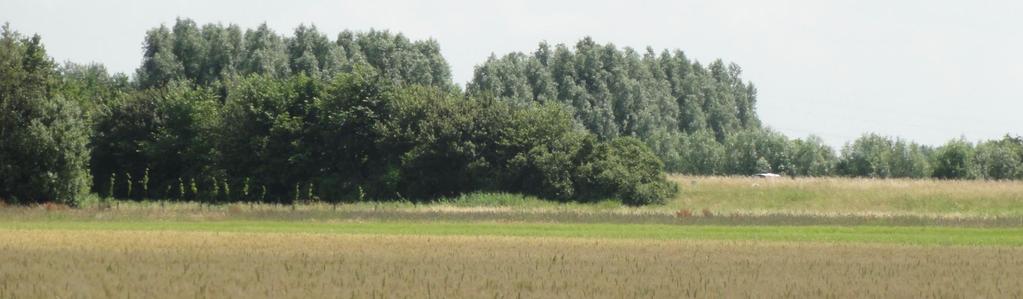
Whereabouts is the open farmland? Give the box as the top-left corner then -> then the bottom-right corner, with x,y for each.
1,176 -> 1022,298
3,6 -> 1022,298
2,230 -> 1023,298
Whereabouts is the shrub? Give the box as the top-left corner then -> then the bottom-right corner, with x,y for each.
575,137 -> 678,205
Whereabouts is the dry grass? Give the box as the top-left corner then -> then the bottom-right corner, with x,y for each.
5,201 -> 1022,227
1,230 -> 1021,298
670,175 -> 1023,217
2,176 -> 1020,227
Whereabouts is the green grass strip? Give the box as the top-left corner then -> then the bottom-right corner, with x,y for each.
2,220 -> 1022,246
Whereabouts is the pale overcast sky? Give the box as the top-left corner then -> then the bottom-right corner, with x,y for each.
2,0 -> 1020,148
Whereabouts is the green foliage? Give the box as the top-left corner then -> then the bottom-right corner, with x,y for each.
0,24 -> 91,205
108,174 -> 116,199
973,136 -> 1023,180
8,21 -> 1023,208
723,129 -> 792,175
306,182 -> 314,202
188,178 -> 198,201
890,139 -> 932,178
208,175 -> 220,203
217,73 -> 323,200
142,168 -> 150,198
467,38 -> 759,171
124,172 -> 133,198
789,136 -> 837,177
341,29 -> 453,90
90,82 -> 221,199
177,177 -> 185,199
838,134 -> 930,178
58,62 -> 130,116
575,137 -> 678,205
932,138 -> 976,179
674,130 -> 726,175
137,19 -> 452,91
221,178 -> 231,202
242,177 -> 250,200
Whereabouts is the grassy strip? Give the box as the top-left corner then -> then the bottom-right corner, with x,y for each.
10,200 -> 1023,227
671,175 -> 1023,217
3,220 -> 1022,246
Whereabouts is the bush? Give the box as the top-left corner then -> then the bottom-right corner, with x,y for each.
575,137 -> 678,205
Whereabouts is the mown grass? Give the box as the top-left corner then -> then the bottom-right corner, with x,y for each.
3,220 -> 1023,246
2,230 -> 1022,298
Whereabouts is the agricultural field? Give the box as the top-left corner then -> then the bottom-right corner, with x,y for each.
3,8 -> 1021,298
2,176 -> 1023,298
3,230 -> 1023,298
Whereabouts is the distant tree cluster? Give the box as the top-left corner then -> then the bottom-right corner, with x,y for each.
0,21 -> 675,205
838,134 -> 1023,180
467,39 -> 758,145
656,129 -> 1022,180
463,39 -> 831,175
136,19 -> 453,90
466,39 -> 1023,180
1,21 -> 1020,205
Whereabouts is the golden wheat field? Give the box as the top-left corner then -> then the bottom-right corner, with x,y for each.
1,229 -> 1022,298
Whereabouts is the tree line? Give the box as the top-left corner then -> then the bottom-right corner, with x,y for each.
2,20 -> 1020,206
0,21 -> 675,206
466,39 -> 1023,180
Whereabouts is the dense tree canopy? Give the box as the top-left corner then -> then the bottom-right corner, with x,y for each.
467,39 -> 759,143
467,38 -> 1021,180
0,25 -> 92,204
137,19 -> 452,91
47,20 -> 672,205
973,136 -> 1023,180
90,82 -> 221,199
836,134 -> 931,179
466,39 -> 775,174
2,20 -> 1021,206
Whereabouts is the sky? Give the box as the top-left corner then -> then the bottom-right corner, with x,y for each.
2,0 -> 1020,148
